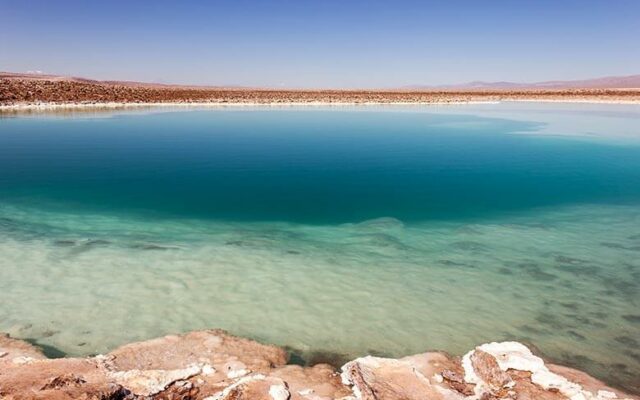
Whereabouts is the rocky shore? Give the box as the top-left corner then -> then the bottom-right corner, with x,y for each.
2,75 -> 640,109
0,330 -> 636,400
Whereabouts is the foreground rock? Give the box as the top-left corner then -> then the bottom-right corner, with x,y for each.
0,330 -> 636,400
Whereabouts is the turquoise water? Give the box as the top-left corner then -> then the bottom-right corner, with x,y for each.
0,104 -> 639,392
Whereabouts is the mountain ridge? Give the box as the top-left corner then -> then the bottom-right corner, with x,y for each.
406,74 -> 640,90
3,71 -> 640,90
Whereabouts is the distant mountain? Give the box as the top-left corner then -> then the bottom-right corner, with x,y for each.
0,72 -> 242,89
0,71 -> 97,83
406,74 -> 640,90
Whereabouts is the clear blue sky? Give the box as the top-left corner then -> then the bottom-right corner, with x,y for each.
1,0 -> 639,88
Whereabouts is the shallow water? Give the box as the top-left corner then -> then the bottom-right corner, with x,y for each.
0,103 -> 639,392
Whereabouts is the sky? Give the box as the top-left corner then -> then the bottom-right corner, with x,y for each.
1,0 -> 639,88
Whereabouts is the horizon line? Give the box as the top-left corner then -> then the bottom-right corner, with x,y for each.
3,70 -> 640,91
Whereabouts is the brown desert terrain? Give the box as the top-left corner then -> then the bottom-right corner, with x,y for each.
2,72 -> 640,109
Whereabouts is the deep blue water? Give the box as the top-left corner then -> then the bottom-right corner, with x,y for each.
1,109 -> 640,223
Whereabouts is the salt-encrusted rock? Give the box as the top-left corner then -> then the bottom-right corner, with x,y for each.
340,353 -> 465,400
469,349 -> 513,390
547,364 -> 633,400
103,329 -> 290,398
440,367 -> 476,396
203,373 -> 291,400
108,329 -> 287,372
463,348 -> 514,397
223,360 -> 250,378
107,363 -> 202,396
0,335 -> 109,399
462,341 -> 636,400
0,331 -> 637,400
0,357 -> 125,400
270,364 -> 352,399
269,381 -> 291,400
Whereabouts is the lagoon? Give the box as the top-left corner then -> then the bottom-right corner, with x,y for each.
0,103 -> 639,392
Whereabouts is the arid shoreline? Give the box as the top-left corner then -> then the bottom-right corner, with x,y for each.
2,76 -> 640,112
3,98 -> 640,113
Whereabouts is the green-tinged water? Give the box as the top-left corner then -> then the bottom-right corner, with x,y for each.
0,103 -> 639,392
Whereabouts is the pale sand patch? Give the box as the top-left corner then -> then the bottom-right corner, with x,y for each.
3,98 -> 640,113
0,100 -> 500,112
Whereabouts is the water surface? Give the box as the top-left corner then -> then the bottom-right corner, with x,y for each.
0,103 -> 639,392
